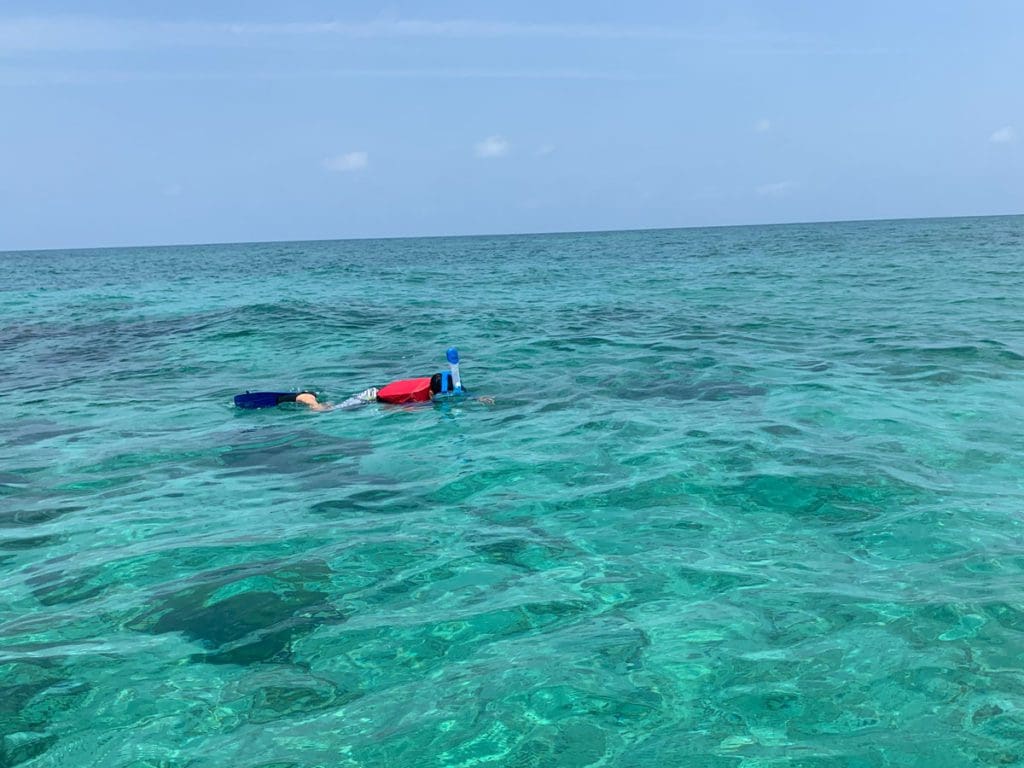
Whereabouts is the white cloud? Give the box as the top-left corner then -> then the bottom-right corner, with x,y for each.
536,143 -> 556,156
756,181 -> 796,197
989,126 -> 1015,144
754,118 -> 772,132
0,17 -> 765,53
475,135 -> 509,158
163,183 -> 183,197
0,67 -> 636,87
323,151 -> 368,172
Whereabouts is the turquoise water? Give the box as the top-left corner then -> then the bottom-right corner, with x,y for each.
2,216 -> 1023,767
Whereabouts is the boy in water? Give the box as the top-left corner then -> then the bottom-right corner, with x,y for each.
235,348 -> 491,411
294,372 -> 493,411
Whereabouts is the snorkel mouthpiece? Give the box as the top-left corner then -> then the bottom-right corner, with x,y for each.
446,347 -> 463,393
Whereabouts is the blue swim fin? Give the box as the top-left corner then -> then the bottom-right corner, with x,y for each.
233,391 -> 299,409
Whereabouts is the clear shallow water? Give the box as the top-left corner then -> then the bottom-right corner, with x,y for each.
1,216 -> 1023,767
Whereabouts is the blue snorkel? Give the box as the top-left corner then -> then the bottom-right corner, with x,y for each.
446,346 -> 463,395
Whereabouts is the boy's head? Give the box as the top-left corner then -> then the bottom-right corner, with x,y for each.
429,372 -> 454,395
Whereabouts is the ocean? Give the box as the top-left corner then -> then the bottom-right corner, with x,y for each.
2,216 -> 1023,767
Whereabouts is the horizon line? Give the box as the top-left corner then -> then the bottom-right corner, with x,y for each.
3,211 -> 1021,256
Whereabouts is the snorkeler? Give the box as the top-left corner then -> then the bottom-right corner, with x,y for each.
234,348 -> 493,410
294,370 -> 471,411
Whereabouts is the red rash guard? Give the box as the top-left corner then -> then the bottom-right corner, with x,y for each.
376,377 -> 433,404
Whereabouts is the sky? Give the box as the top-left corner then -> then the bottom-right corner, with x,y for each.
0,1 -> 1021,250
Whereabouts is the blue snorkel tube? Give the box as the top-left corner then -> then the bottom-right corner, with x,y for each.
446,346 -> 463,395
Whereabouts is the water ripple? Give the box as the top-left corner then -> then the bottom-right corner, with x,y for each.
2,217 -> 1023,766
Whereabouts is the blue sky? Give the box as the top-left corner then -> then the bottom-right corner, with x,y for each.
1,1 -> 1021,250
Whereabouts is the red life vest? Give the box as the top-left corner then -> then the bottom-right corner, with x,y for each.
376,377 -> 433,404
